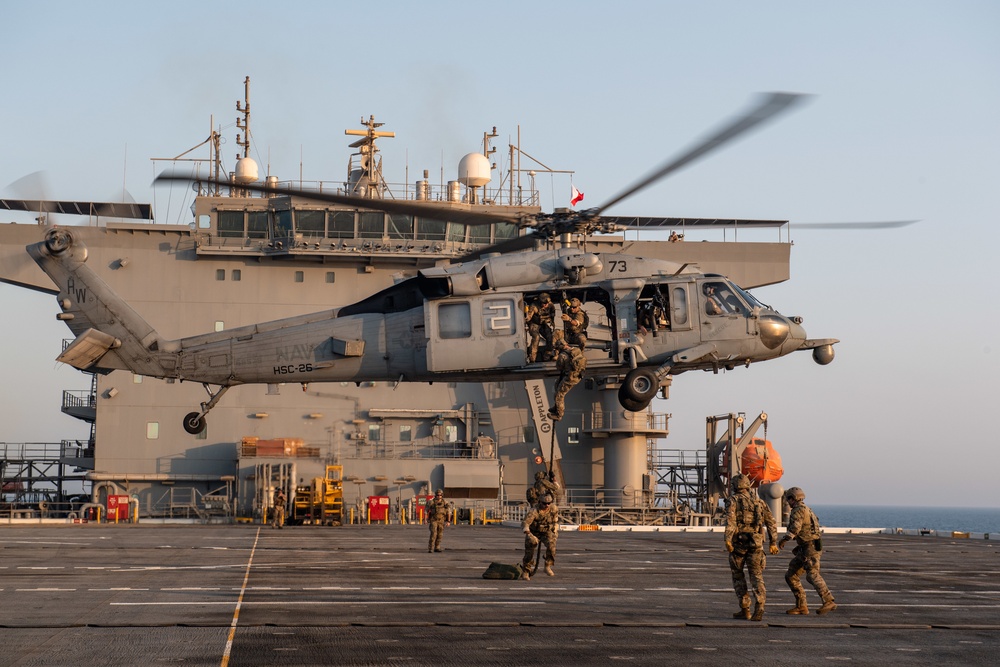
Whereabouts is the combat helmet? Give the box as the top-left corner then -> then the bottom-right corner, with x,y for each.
435,489 -> 444,497
784,487 -> 805,503
534,471 -> 546,481
540,292 -> 551,302
732,473 -> 752,492
570,298 -> 582,308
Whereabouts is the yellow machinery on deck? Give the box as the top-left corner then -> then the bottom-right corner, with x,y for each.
292,465 -> 344,525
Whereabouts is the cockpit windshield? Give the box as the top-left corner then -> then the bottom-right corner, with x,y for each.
730,282 -> 770,311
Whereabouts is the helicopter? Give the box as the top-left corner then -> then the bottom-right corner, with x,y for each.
27,93 -> 847,435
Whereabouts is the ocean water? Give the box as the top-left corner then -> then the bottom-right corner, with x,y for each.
811,505 -> 1000,534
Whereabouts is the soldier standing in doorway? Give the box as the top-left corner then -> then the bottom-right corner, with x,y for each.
561,297 -> 588,351
427,489 -> 449,553
724,474 -> 778,621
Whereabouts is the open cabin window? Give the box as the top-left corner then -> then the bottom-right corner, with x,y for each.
438,302 -> 472,339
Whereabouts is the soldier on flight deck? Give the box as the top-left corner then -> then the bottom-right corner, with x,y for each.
724,474 -> 778,621
521,493 -> 559,579
271,487 -> 287,529
427,489 -> 449,553
778,486 -> 837,615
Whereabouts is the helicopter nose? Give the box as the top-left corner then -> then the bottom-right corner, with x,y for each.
758,315 -> 791,350
788,319 -> 807,348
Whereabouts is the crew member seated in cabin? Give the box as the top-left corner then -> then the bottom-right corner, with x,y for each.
704,284 -> 725,316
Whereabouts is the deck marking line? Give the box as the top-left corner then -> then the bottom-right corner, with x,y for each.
220,526 -> 260,667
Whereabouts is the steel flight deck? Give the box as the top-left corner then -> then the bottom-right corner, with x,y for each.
0,525 -> 997,666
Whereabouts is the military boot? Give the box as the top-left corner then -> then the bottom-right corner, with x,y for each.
545,565 -> 555,576
733,607 -> 751,620
751,603 -> 764,622
817,598 -> 838,615
785,602 -> 809,615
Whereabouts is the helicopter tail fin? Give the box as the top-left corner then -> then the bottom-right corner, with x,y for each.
26,228 -> 170,376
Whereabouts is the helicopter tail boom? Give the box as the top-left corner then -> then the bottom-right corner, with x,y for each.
27,228 -> 170,377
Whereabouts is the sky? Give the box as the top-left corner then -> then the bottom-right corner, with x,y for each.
1,1 -> 998,507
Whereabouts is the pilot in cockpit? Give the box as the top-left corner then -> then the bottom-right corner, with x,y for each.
704,284 -> 724,316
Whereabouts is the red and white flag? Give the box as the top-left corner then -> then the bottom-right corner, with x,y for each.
570,185 -> 584,206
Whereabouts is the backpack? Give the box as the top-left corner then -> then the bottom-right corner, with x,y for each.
482,562 -> 526,580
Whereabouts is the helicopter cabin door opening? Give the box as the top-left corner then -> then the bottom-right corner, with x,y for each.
426,295 -> 527,372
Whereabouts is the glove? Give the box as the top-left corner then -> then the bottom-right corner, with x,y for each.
526,532 -> 539,545
725,540 -> 734,553
769,544 -> 780,555
778,538 -> 787,551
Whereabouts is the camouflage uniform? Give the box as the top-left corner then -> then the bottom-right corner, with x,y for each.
561,299 -> 587,350
537,297 -> 556,360
724,481 -> 778,621
547,341 -> 586,421
271,488 -> 286,529
522,495 -> 560,577
526,470 -> 560,505
526,295 -> 555,363
427,491 -> 449,553
779,491 -> 836,614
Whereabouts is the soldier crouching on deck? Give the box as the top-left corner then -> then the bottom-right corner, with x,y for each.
521,493 -> 559,579
724,474 -> 778,621
778,486 -> 837,615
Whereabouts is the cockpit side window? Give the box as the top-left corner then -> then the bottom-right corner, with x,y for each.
702,281 -> 748,316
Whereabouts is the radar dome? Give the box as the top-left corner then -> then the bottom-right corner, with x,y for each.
235,157 -> 259,185
458,153 -> 491,187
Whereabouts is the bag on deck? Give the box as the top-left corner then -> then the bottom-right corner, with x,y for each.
482,562 -> 525,580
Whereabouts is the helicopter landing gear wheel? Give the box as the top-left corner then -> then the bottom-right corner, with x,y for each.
618,368 -> 659,412
183,412 -> 207,435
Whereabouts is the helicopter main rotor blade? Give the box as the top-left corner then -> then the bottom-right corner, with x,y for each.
455,233 -> 538,262
790,220 -> 919,230
594,92 -> 810,216
154,173 -> 523,228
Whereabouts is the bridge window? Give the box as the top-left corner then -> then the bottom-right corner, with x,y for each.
294,271 -> 304,283
388,214 -> 413,239
329,211 -> 355,238
274,209 -> 292,237
325,272 -> 335,284
359,211 -> 384,238
295,210 -> 325,238
216,269 -> 225,281
399,425 -> 412,442
448,222 -> 467,243
438,302 -> 472,339
218,211 -> 244,238
495,222 -> 517,240
416,217 -> 446,241
368,424 -> 381,442
469,224 -> 490,245
232,270 -> 242,281
247,211 -> 269,238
